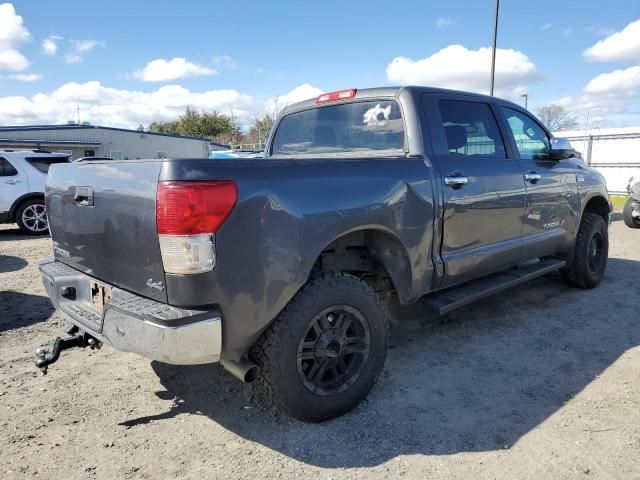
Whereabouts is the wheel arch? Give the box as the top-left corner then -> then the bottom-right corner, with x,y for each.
9,192 -> 45,221
311,227 -> 414,303
581,194 -> 611,225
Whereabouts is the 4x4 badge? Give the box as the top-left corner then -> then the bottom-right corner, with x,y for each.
146,279 -> 164,291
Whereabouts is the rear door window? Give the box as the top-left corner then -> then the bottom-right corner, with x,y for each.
438,100 -> 506,158
0,157 -> 18,176
25,156 -> 70,173
271,100 -> 404,157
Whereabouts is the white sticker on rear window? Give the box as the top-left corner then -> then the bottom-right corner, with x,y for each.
363,103 -> 392,126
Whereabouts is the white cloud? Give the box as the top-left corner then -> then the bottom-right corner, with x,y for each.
541,22 -> 552,31
133,57 -> 217,82
41,35 -> 61,56
12,73 -> 41,82
558,66 -> 640,126
212,55 -> 237,68
265,83 -> 324,115
435,17 -> 454,28
583,19 -> 640,62
64,39 -> 104,64
0,3 -> 30,71
561,27 -> 574,37
584,65 -> 640,95
586,26 -> 615,37
386,44 -> 538,97
0,80 -> 254,128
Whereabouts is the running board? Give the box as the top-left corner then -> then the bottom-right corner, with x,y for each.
424,259 -> 566,316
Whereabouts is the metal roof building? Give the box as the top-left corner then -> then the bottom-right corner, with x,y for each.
0,124 -> 210,160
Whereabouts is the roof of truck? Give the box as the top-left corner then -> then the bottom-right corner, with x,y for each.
280,85 -> 521,115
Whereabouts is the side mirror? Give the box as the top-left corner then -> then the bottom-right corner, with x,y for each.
549,137 -> 577,161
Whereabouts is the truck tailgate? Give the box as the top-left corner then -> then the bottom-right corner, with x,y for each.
46,160 -> 167,302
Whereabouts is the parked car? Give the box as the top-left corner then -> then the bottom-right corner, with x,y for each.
623,176 -> 640,228
0,150 -> 70,234
37,87 -> 611,422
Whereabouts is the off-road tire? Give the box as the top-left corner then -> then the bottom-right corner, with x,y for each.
623,197 -> 640,228
251,272 -> 388,422
15,198 -> 49,235
561,212 -> 608,289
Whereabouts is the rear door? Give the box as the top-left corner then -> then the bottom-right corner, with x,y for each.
499,107 -> 579,259
423,95 -> 527,288
0,156 -> 27,214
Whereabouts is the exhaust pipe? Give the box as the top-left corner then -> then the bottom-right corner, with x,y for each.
221,357 -> 259,383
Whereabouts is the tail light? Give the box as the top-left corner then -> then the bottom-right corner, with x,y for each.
156,181 -> 237,274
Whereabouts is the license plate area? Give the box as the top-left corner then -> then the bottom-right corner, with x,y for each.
90,280 -> 112,314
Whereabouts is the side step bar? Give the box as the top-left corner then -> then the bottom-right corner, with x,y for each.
424,259 -> 566,316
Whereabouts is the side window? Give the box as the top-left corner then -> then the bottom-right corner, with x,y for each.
501,107 -> 550,160
0,157 -> 18,176
25,156 -> 70,173
438,100 -> 506,158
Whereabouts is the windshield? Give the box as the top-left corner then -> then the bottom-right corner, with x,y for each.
271,100 -> 404,157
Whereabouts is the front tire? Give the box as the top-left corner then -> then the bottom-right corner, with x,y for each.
251,273 -> 388,422
561,212 -> 608,289
15,198 -> 49,235
623,197 -> 640,228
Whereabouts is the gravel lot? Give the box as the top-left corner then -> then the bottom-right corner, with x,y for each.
1,217 -> 639,480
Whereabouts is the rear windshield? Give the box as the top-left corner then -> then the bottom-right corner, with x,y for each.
26,156 -> 70,173
271,100 -> 404,157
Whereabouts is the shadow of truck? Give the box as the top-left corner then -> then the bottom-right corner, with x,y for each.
114,257 -> 639,467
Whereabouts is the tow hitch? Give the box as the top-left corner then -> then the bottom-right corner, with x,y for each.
35,324 -> 102,375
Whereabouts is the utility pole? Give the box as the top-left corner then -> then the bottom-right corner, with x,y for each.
489,0 -> 500,96
521,93 -> 528,109
76,104 -> 80,124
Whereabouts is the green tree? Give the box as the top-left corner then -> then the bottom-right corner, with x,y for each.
148,107 -> 233,140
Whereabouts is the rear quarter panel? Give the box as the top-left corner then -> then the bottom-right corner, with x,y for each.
161,157 -> 435,359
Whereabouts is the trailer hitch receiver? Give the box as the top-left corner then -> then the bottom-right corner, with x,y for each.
35,325 -> 102,374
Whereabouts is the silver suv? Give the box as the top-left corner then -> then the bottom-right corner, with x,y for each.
0,150 -> 70,235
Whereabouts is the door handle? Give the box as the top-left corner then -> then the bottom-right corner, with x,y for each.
74,186 -> 94,206
5,179 -> 19,185
444,176 -> 469,187
525,172 -> 542,183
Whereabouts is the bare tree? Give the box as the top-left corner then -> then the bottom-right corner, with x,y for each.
535,103 -> 579,132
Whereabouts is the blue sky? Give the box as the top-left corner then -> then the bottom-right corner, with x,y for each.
1,0 -> 639,128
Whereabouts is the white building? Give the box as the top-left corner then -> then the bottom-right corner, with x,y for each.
0,123 -> 210,160
555,127 -> 640,194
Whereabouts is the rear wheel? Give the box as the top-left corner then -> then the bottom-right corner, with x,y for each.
623,197 -> 640,228
561,212 -> 608,289
251,273 -> 388,422
16,198 -> 49,235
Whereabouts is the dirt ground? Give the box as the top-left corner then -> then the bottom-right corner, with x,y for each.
0,217 -> 638,480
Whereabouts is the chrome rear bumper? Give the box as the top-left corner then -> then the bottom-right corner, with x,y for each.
39,259 -> 221,365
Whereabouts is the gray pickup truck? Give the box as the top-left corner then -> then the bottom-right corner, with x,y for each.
37,86 -> 611,422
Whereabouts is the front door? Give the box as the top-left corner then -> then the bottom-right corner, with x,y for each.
0,157 -> 27,215
423,96 -> 527,288
499,107 -> 579,260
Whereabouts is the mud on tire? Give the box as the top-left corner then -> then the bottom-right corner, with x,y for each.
250,272 -> 388,422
